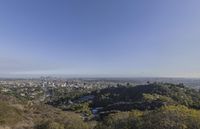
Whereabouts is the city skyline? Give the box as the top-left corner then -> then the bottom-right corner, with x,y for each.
1,0 -> 200,78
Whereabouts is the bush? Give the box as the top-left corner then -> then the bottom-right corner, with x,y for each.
35,120 -> 64,129
0,101 -> 23,126
95,105 -> 200,129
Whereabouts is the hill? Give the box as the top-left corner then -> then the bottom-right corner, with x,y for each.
0,93 -> 89,129
2,83 -> 200,129
92,83 -> 200,112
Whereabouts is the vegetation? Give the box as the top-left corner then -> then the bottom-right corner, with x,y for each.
92,83 -> 200,111
0,95 -> 90,129
95,105 -> 200,129
2,82 -> 200,129
0,101 -> 23,126
65,102 -> 92,115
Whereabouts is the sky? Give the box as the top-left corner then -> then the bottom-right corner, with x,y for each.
0,0 -> 200,78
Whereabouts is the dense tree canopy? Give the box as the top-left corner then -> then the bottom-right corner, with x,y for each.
96,105 -> 200,129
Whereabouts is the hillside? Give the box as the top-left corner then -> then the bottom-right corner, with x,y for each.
92,83 -> 200,112
0,94 -> 89,129
1,83 -> 200,129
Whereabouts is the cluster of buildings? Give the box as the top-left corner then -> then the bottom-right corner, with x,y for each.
0,77 -> 132,101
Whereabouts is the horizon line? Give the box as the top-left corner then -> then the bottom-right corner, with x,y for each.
0,74 -> 200,79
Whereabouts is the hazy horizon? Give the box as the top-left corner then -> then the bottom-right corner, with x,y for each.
1,0 -> 200,78
1,73 -> 200,79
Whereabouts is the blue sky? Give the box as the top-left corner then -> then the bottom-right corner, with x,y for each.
0,0 -> 200,77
